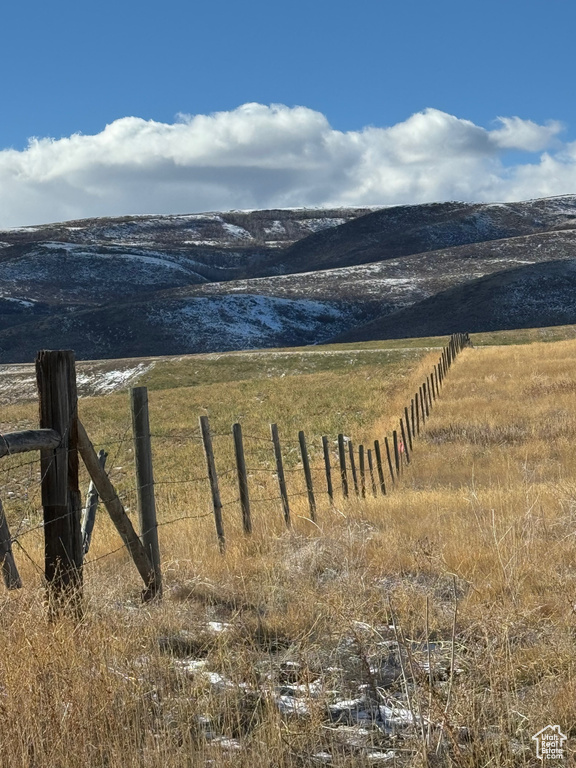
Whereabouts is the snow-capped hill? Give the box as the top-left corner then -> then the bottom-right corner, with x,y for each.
265,196 -> 576,275
0,208 -> 370,251
2,196 -> 576,362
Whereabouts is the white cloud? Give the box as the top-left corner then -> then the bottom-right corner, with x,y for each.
0,103 -> 573,227
490,116 -> 563,152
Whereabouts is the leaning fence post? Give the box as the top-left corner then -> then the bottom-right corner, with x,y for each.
322,436 -> 334,504
200,415 -> 225,553
373,440 -> 387,495
77,421 -> 156,598
233,423 -> 252,535
337,434 -> 349,498
81,449 -> 107,556
36,349 -> 83,614
131,387 -> 162,595
0,498 -> 22,589
298,431 -> 316,522
271,424 -> 291,527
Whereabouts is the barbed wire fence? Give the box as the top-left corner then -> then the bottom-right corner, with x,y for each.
0,334 -> 471,611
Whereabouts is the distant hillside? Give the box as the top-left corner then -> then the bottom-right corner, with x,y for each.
0,294 -> 366,363
2,197 -> 576,362
262,196 -> 576,275
331,259 -> 576,342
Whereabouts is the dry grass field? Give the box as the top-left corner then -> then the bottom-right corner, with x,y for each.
0,333 -> 575,766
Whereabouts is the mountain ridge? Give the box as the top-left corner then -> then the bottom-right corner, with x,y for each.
2,196 -> 576,362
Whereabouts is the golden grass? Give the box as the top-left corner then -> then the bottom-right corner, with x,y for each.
1,338 -> 576,765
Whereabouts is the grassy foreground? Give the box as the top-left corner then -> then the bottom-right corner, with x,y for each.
0,334 -> 575,766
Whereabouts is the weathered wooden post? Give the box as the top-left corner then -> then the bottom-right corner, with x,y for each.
422,383 -> 430,418
131,387 -> 162,595
77,421 -> 157,598
373,440 -> 387,495
200,415 -> 225,553
298,431 -> 316,522
419,386 -> 426,424
358,445 -> 366,498
428,375 -> 435,405
337,434 -> 349,498
400,418 -> 411,465
36,350 -> 83,614
322,436 -> 334,504
404,407 -> 413,452
233,423 -> 252,534
348,440 -> 360,496
271,424 -> 290,527
393,430 -> 401,475
367,449 -> 377,497
385,437 -> 395,485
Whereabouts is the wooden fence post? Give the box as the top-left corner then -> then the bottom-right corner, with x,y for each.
338,434 -> 349,498
358,445 -> 366,498
36,350 -> 83,613
298,431 -> 316,522
423,383 -> 430,418
404,406 -> 413,451
271,424 -> 291,527
0,499 -> 22,589
233,423 -> 252,535
322,436 -> 334,504
131,387 -> 162,595
373,440 -> 387,495
367,449 -> 377,497
415,393 -> 420,435
348,440 -> 359,496
199,415 -> 225,553
393,430 -> 401,475
385,437 -> 395,485
419,386 -> 426,424
81,449 -> 107,556
77,421 -> 157,598
400,419 -> 410,465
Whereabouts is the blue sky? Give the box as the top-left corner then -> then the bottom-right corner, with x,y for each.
1,0 -> 575,226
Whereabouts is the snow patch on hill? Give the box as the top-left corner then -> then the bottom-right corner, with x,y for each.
150,294 -> 362,351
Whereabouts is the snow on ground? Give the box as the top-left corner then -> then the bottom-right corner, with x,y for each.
222,222 -> 253,240
263,220 -> 286,236
76,363 -> 154,395
151,294 -> 361,350
0,361 -> 154,405
302,217 -> 347,232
